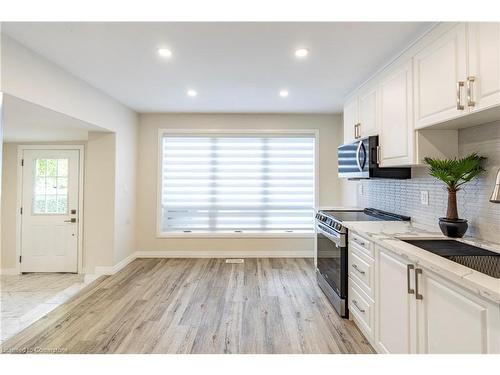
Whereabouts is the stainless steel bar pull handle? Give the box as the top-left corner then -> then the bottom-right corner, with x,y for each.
407,264 -> 415,294
415,268 -> 423,300
467,76 -> 476,107
352,264 -> 365,275
456,81 -> 465,110
354,237 -> 365,247
352,300 -> 365,313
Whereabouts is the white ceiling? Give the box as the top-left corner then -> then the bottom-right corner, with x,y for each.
3,95 -> 107,142
3,22 -> 435,113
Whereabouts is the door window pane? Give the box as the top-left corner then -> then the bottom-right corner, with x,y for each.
32,158 -> 69,214
46,159 -> 57,177
46,195 -> 57,213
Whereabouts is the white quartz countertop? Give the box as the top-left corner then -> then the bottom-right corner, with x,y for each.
342,220 -> 500,304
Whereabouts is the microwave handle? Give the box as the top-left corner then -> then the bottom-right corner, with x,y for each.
355,141 -> 363,172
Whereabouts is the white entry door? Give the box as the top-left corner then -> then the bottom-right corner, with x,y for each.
21,149 -> 81,272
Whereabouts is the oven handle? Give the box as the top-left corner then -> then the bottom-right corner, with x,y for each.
316,224 -> 344,247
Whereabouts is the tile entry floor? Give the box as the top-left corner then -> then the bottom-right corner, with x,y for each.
0,273 -> 88,343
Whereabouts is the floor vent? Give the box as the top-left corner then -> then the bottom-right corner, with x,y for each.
225,259 -> 244,264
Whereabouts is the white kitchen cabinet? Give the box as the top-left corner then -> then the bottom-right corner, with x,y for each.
343,85 -> 378,144
374,245 -> 417,354
367,243 -> 500,354
416,268 -> 500,354
413,23 -> 468,128
358,83 -> 379,138
467,22 -> 500,112
378,60 -> 414,167
343,96 -> 359,143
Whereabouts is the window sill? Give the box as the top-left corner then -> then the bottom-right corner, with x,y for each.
155,232 -> 315,239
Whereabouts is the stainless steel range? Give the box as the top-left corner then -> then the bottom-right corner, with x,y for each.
315,208 -> 410,318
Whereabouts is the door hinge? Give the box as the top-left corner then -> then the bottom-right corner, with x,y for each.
21,159 -> 24,167
19,255 -> 22,263
20,207 -> 23,215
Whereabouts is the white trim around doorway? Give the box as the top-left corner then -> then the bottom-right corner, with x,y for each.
16,145 -> 85,274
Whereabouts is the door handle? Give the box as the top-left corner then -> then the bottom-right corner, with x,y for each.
456,81 -> 465,110
64,218 -> 77,223
466,76 -> 476,107
407,264 -> 415,294
415,268 -> 423,300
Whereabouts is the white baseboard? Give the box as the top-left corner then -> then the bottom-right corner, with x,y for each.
134,249 -> 313,258
92,253 -> 137,276
0,268 -> 18,275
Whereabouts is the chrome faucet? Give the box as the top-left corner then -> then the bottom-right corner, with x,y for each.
490,168 -> 500,203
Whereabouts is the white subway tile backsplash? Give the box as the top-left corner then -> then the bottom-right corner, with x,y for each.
358,121 -> 500,243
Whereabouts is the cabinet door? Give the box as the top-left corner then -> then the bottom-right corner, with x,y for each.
343,96 -> 359,143
378,60 -> 414,167
358,85 -> 378,138
417,269 -> 500,354
414,23 -> 468,128
468,22 -> 500,112
375,246 -> 417,354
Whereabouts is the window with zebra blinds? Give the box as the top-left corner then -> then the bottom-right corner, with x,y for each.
159,133 -> 316,235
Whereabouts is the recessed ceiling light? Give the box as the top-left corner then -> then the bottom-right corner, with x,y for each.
158,48 -> 172,58
187,89 -> 198,97
294,48 -> 309,58
279,90 -> 289,98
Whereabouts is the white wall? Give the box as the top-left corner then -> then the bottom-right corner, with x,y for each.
0,142 -> 16,270
1,34 -> 139,272
84,133 -> 116,271
137,113 -> 344,257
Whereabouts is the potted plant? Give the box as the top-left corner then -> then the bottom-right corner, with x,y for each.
423,153 -> 486,238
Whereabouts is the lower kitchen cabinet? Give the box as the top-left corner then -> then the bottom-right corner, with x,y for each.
349,239 -> 500,354
416,268 -> 500,354
374,245 -> 417,354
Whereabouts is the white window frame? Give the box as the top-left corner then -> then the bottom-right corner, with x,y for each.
156,128 -> 319,238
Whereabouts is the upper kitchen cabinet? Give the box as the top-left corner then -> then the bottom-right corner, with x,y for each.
358,82 -> 379,138
468,22 -> 500,112
413,23 -> 468,129
413,22 -> 500,129
343,83 -> 379,144
378,60 -> 414,167
343,95 -> 359,143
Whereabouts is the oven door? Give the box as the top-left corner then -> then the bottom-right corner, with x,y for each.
316,222 -> 347,299
338,138 -> 369,179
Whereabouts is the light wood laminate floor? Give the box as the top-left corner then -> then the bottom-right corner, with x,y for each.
1,258 -> 374,354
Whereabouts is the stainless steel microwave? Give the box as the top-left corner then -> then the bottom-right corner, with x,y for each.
337,136 -> 411,179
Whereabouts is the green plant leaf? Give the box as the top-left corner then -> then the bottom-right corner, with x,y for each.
423,153 -> 486,191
